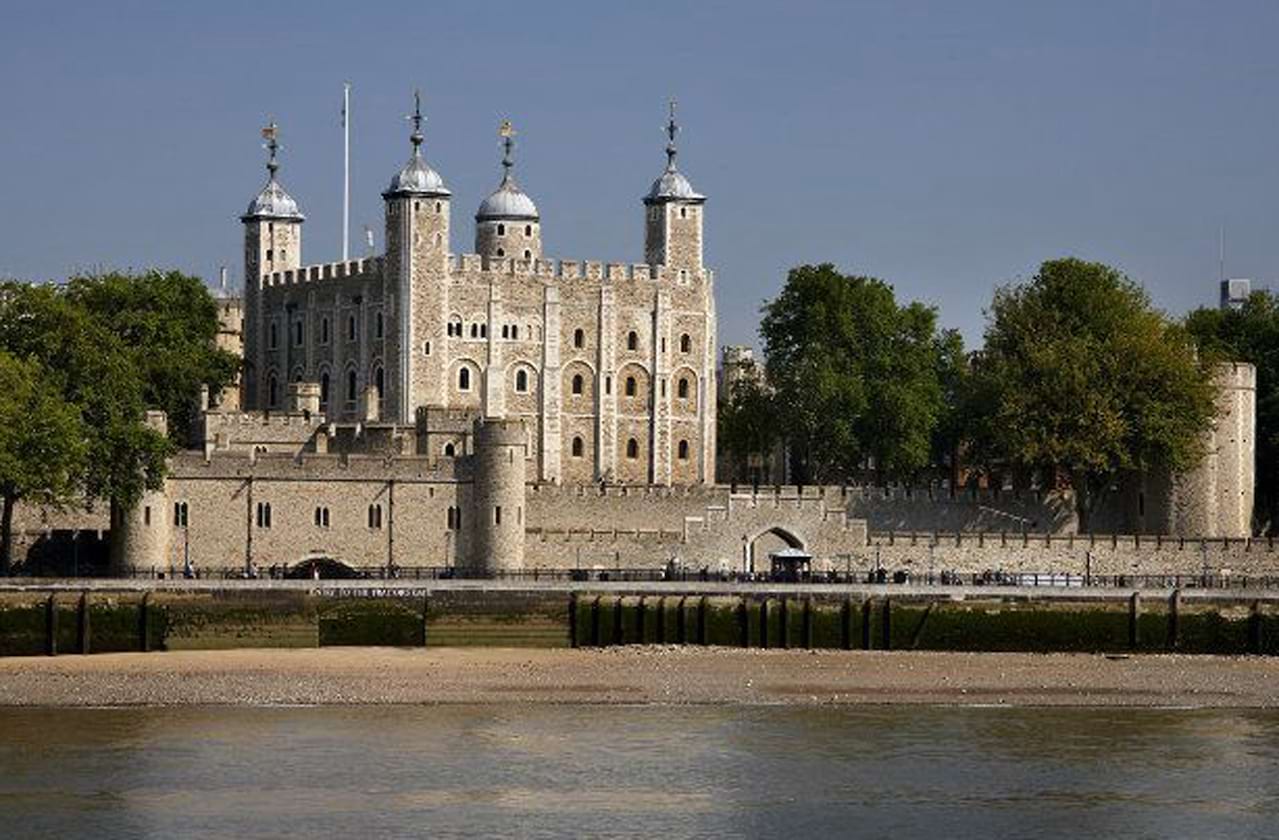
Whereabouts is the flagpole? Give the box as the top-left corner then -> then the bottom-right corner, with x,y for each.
343,81 -> 351,262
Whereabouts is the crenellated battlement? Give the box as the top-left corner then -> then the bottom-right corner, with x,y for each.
259,256 -> 384,289
447,254 -> 708,286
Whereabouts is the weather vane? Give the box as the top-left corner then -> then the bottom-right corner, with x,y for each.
499,120 -> 516,174
665,100 -> 679,169
261,120 -> 280,173
408,90 -> 424,148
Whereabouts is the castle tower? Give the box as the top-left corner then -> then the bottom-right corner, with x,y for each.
108,411 -> 174,575
475,121 -> 541,262
383,92 -> 452,422
1173,362 -> 1257,537
643,102 -> 705,272
465,418 -> 528,576
241,122 -> 304,410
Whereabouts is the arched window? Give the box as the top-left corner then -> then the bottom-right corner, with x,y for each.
678,377 -> 689,399
511,325 -> 518,340
525,224 -> 532,237
374,366 -> 385,399
523,250 -> 531,260
627,331 -> 638,351
678,440 -> 690,460
458,367 -> 471,391
471,323 -> 479,339
515,369 -> 529,393
375,311 -> 384,339
626,438 -> 639,459
573,328 -> 584,349
497,223 -> 506,236
502,325 -> 509,339
321,317 -> 330,344
680,333 -> 691,353
496,247 -> 505,257
268,374 -> 278,408
625,376 -> 637,397
346,369 -> 357,403
320,372 -> 330,408
572,436 -> 584,457
444,442 -> 456,457
269,321 -> 278,349
347,315 -> 357,341
173,501 -> 189,527
481,324 -> 487,338
314,506 -> 330,528
571,374 -> 583,395
293,319 -> 303,346
368,504 -> 383,529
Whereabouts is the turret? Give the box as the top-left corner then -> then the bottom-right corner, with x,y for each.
383,91 -> 452,422
241,122 -> 304,410
475,121 -> 541,262
465,418 -> 527,576
108,411 -> 174,575
643,102 -> 705,273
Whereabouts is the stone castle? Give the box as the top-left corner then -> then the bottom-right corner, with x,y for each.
13,96 -> 1269,581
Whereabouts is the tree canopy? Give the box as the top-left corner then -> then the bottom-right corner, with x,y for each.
971,258 -> 1215,530
716,355 -> 780,484
758,263 -> 949,484
0,352 -> 87,573
66,270 -> 239,445
1185,290 -> 1279,532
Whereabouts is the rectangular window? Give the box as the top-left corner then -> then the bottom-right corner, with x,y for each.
495,506 -> 502,525
143,506 -> 151,526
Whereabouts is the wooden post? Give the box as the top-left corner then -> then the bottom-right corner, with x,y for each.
802,598 -> 814,649
77,593 -> 90,655
569,592 -> 578,648
841,596 -> 854,651
422,593 -> 431,647
139,593 -> 151,652
1168,589 -> 1180,650
1128,592 -> 1140,650
698,596 -> 708,646
1249,600 -> 1263,655
45,594 -> 57,657
779,597 -> 790,649
861,599 -> 872,650
882,598 -> 892,651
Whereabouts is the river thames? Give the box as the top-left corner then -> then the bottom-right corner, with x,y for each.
1,704 -> 1276,838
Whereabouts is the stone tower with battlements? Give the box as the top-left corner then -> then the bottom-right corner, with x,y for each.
240,96 -> 717,487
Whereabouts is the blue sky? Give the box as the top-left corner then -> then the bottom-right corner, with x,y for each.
2,0 -> 1277,349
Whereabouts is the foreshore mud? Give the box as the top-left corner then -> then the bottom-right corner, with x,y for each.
1,648 -> 1277,708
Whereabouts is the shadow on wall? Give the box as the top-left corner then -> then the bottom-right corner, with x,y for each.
847,489 -> 1078,535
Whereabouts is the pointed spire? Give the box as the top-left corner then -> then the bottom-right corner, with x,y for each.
262,120 -> 280,177
499,119 -> 516,182
664,99 -> 679,171
409,89 -> 424,152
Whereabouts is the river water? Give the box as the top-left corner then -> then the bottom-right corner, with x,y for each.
0,705 -> 1276,838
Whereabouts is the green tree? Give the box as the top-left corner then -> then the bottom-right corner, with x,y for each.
973,258 -> 1215,531
1185,290 -> 1279,531
0,352 -> 87,574
66,270 -> 239,445
717,356 -> 780,484
759,264 -> 946,484
0,281 -> 171,521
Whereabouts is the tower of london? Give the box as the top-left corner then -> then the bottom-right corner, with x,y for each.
241,97 -> 716,486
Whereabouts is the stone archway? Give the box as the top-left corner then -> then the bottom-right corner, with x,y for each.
287,556 -> 360,580
747,527 -> 804,574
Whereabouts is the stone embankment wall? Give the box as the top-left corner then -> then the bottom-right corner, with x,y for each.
867,532 -> 1279,577
1,583 -> 1275,657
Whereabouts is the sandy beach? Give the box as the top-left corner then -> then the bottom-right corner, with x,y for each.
0,647 -> 1277,707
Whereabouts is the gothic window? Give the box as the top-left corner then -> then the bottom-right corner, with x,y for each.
678,440 -> 690,460
680,333 -> 691,353
515,369 -> 529,393
320,372 -> 330,408
368,504 -> 383,529
293,319 -> 303,346
572,436 -> 584,457
346,369 -> 357,404
321,317 -> 330,344
268,374 -> 278,408
173,502 -> 189,527
625,377 -> 637,397
444,442 -> 456,457
374,366 -> 385,400
573,328 -> 584,349
314,506 -> 330,528
678,377 -> 689,399
375,312 -> 384,339
627,331 -> 638,351
571,374 -> 583,395
458,367 -> 471,391
269,321 -> 278,349
347,315 -> 357,341
626,438 -> 639,459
